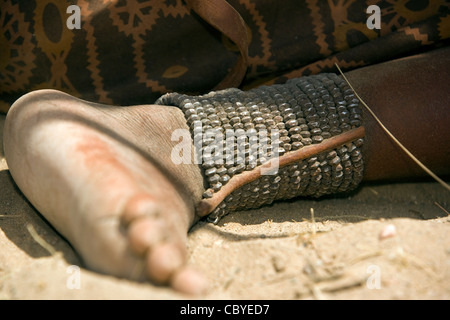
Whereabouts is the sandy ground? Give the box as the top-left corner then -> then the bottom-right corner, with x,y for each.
0,113 -> 449,300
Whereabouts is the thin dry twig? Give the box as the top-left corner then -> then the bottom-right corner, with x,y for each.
392,247 -> 438,279
318,276 -> 368,294
0,215 -> 20,218
434,202 -> 449,215
26,223 -> 58,256
346,250 -> 385,266
314,214 -> 373,221
310,208 -> 316,236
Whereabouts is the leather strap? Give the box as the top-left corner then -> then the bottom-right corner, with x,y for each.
185,0 -> 249,89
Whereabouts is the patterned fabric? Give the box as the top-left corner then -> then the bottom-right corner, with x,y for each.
1,0 -> 449,113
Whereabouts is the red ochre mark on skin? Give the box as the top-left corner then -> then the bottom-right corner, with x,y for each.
73,133 -> 181,207
75,135 -> 119,168
73,134 -> 136,189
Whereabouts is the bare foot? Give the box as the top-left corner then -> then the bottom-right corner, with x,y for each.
3,89 -> 208,295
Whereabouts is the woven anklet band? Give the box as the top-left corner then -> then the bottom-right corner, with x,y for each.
156,73 -> 365,223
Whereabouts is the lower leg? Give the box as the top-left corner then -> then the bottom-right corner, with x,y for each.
347,46 -> 450,181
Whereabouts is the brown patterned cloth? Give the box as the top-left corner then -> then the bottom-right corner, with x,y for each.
1,0 -> 449,113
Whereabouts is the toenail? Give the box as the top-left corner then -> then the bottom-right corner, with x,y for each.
121,194 -> 161,225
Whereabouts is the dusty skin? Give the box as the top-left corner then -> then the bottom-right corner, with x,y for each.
1,108 -> 450,299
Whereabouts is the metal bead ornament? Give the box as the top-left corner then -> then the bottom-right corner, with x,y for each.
156,73 -> 365,223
